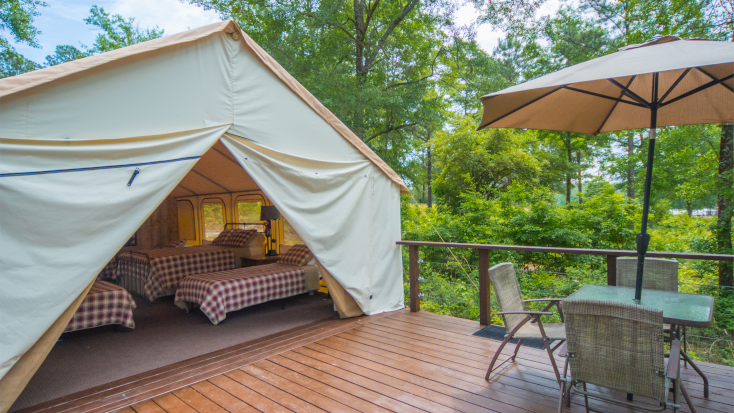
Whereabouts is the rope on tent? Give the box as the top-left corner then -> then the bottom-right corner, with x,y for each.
406,192 -> 479,292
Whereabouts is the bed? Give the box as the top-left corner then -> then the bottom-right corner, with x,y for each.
116,229 -> 264,301
174,245 -> 320,325
65,280 -> 137,333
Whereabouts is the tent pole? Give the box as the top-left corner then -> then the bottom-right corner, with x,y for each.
634,73 -> 659,302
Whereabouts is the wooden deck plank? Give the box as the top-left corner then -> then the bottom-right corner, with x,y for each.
150,394 -> 197,413
129,400 -> 165,413
19,308 -> 734,413
293,346 -> 497,413
170,387 -> 228,413
225,369 -> 325,413
268,354 -> 428,413
252,360 -> 392,413
190,381 -> 259,413
208,375 -> 294,412
240,365 -> 362,413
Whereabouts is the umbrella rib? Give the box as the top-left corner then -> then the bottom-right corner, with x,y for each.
562,86 -> 647,108
660,73 -> 734,108
658,68 -> 691,104
607,79 -> 651,108
594,76 -> 636,135
695,67 -> 734,93
476,87 -> 562,130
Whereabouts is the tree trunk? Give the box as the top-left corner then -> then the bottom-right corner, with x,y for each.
566,136 -> 573,204
687,201 -> 692,217
717,123 -> 733,287
627,133 -> 635,199
427,143 -> 432,209
577,151 -> 583,204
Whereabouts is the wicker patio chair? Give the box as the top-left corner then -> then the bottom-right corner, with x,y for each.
616,257 -> 678,292
557,299 -> 696,413
485,263 -> 566,384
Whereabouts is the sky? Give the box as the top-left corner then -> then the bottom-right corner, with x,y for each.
6,0 -> 568,65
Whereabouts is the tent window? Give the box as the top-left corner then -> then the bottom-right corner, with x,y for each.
236,198 -> 263,231
283,218 -> 303,245
177,200 -> 196,241
202,198 -> 226,241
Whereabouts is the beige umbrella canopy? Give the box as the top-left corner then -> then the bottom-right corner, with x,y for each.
478,36 -> 734,302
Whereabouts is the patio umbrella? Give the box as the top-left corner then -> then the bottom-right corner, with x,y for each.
478,36 -> 734,302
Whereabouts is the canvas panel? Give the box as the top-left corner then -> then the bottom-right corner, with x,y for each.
0,34 -> 233,142
221,134 -> 403,314
0,126 -> 228,381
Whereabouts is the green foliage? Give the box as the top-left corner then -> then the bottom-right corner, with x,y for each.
0,0 -> 45,78
45,6 -> 164,66
403,189 -> 734,364
432,117 -> 544,209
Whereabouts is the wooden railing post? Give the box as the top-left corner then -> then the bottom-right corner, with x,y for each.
606,255 -> 617,286
478,249 -> 491,326
409,245 -> 420,312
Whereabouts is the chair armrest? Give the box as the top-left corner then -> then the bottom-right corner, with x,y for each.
524,298 -> 562,303
666,339 -> 681,380
497,311 -> 553,316
558,342 -> 568,357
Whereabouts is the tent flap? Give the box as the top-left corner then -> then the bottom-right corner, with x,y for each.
0,125 -> 229,383
221,134 -> 404,315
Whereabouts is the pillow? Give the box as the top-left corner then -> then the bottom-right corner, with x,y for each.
226,229 -> 257,247
167,239 -> 187,248
213,229 -> 256,247
211,229 -> 233,246
278,244 -> 313,266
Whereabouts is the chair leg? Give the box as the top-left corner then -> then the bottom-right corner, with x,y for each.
557,379 -> 566,413
561,354 -> 571,408
543,337 -> 562,385
486,334 -> 513,381
680,382 -> 697,413
582,382 -> 589,413
512,339 -> 524,361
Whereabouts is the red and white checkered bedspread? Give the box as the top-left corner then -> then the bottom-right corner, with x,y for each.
174,264 -> 307,325
117,246 -> 234,301
65,281 -> 137,333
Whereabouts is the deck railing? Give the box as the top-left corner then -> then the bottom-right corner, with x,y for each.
396,240 -> 734,326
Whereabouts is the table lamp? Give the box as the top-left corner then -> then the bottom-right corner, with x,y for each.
260,205 -> 281,256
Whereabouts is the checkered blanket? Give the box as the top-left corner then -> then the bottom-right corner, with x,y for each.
96,258 -> 118,281
65,281 -> 137,333
117,246 -> 234,301
175,264 -> 307,325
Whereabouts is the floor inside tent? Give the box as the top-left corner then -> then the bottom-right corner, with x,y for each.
12,293 -> 335,411
11,139 -> 336,411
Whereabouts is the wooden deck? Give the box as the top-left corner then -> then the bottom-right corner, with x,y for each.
21,309 -> 734,413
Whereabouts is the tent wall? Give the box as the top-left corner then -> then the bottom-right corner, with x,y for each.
0,20 -> 407,405
0,279 -> 95,413
221,135 -> 404,315
0,126 -> 230,385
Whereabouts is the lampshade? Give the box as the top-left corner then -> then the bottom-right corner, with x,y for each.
260,205 -> 281,221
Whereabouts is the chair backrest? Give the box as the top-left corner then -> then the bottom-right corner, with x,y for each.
487,263 -> 526,333
563,299 -> 666,402
616,257 -> 678,292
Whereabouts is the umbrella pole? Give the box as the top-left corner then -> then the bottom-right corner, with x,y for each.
635,127 -> 655,302
635,74 -> 659,302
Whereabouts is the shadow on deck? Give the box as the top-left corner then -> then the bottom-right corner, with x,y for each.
19,309 -> 734,413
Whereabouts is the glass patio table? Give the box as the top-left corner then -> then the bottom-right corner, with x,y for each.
565,284 -> 715,397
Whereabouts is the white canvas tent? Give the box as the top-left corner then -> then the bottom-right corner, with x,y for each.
0,20 -> 408,409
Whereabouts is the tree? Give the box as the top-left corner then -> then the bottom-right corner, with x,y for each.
190,0 -> 452,178
0,0 -> 46,78
45,6 -> 164,66
432,115 -> 545,209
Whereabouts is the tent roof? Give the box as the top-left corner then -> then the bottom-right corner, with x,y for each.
0,20 -> 409,194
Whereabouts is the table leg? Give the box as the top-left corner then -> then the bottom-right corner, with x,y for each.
680,349 -> 709,398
